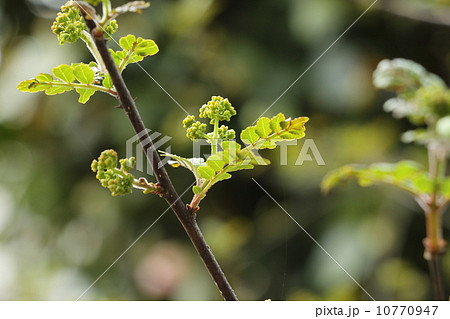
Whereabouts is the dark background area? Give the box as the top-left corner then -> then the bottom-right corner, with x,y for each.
0,0 -> 449,300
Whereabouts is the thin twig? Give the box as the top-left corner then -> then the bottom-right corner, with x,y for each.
424,148 -> 447,300
427,254 -> 445,301
78,3 -> 238,301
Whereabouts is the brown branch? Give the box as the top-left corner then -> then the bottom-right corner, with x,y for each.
78,2 -> 238,301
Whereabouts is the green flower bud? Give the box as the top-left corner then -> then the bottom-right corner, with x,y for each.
199,96 -> 236,123
217,125 -> 236,140
104,20 -> 119,40
119,157 -> 136,172
92,150 -> 136,196
186,121 -> 207,140
183,115 -> 196,128
51,1 -> 87,45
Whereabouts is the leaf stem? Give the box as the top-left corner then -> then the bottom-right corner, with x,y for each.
101,0 -> 112,24
425,147 -> 447,300
211,118 -> 219,155
79,5 -> 238,301
80,30 -> 108,73
45,80 -> 116,96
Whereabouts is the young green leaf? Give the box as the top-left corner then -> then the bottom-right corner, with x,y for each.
255,117 -> 271,138
45,86 -> 73,95
119,34 -> 136,50
52,64 -> 75,83
73,64 -> 95,85
197,166 -> 216,180
240,114 -> 308,148
36,73 -> 53,82
321,161 -> 433,197
76,88 -> 96,103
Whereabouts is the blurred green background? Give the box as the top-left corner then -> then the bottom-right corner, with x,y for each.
0,0 -> 450,300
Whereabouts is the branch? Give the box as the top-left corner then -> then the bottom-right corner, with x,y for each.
77,2 -> 238,301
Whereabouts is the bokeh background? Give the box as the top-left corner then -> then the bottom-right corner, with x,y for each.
0,0 -> 450,300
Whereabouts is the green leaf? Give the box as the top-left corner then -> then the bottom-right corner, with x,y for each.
119,34 -> 136,50
76,88 -> 96,104
226,164 -> 254,172
269,113 -> 285,133
17,80 -> 47,92
114,36 -> 159,72
373,58 -> 445,93
192,186 -> 202,194
206,155 -> 225,171
321,161 -> 432,197
73,64 -> 95,84
135,38 -> 159,56
45,86 -> 73,95
215,172 -> 232,182
255,117 -> 271,138
52,64 -> 75,83
103,73 -> 113,89
221,140 -> 241,151
241,115 -> 309,150
36,73 -> 53,82
198,166 -> 216,180
240,126 -> 259,145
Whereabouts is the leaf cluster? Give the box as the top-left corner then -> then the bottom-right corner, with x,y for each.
373,58 -> 450,146
323,59 -> 450,208
18,1 -> 157,104
164,97 -> 309,209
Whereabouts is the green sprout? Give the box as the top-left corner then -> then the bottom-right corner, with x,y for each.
322,58 -> 450,300
18,1 -> 157,104
164,96 -> 309,211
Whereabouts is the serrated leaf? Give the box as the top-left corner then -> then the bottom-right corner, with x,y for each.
226,164 -> 254,173
215,172 -> 232,182
206,155 -> 225,171
119,34 -> 136,50
197,166 -> 216,180
103,73 -> 113,89
52,64 -> 75,83
36,73 -> 53,82
321,161 -> 432,197
255,117 -> 271,138
221,140 -> 241,151
135,39 -> 159,56
73,64 -> 95,84
76,88 -> 96,103
269,113 -> 285,132
45,86 -> 73,95
17,80 -> 49,92
240,126 -> 259,145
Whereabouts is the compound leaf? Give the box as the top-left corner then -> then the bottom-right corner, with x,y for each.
322,161 -> 432,197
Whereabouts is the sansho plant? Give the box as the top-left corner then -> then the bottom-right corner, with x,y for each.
322,58 -> 450,300
18,0 -> 309,300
